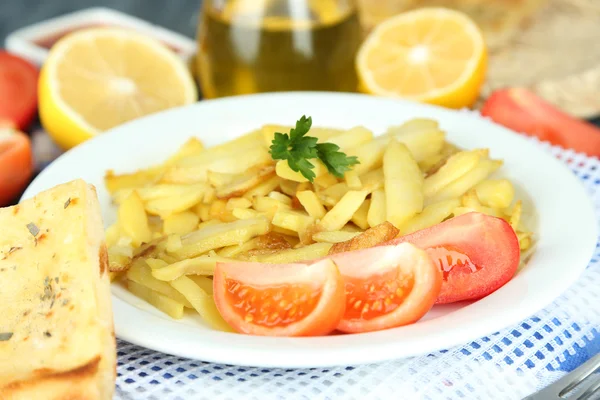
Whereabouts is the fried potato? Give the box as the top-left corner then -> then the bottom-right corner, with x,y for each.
276,159 -> 327,182
207,170 -> 237,187
313,173 -> 339,189
126,259 -> 193,307
127,280 -> 185,319
151,255 -> 232,281
256,242 -> 332,263
423,150 -> 482,198
385,128 -> 446,162
105,167 -> 163,193
319,190 -> 369,231
426,159 -> 503,204
170,276 -> 232,331
384,141 -> 424,228
517,231 -> 533,250
346,140 -> 385,176
475,179 -> 515,209
216,165 -> 276,199
268,191 -> 292,206
118,191 -> 152,246
319,169 -> 383,207
163,211 -> 200,236
345,170 -> 362,189
296,190 -> 326,219
350,199 -> 370,230
188,275 -> 213,295
226,197 -> 252,210
107,246 -> 133,273
145,188 -> 205,218
171,217 -> 271,259
243,176 -> 281,199
389,118 -> 439,134
328,222 -> 399,255
164,138 -> 205,166
367,189 -> 386,228
272,209 -> 315,235
509,201 -> 522,232
327,126 -> 374,150
312,230 -> 361,243
400,199 -> 460,234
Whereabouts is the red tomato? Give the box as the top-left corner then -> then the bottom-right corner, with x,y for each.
0,128 -> 33,206
0,52 -> 39,130
481,88 -> 600,157
329,243 -> 442,333
213,258 -> 346,336
388,212 -> 520,304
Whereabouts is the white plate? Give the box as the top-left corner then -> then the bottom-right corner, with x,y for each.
23,92 -> 597,368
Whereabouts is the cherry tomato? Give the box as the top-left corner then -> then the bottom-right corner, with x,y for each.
0,128 -> 33,206
481,88 -> 600,157
328,243 -> 441,333
213,258 -> 345,336
388,212 -> 520,304
0,52 -> 39,130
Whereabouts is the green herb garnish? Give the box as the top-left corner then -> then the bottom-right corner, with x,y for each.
269,116 -> 360,182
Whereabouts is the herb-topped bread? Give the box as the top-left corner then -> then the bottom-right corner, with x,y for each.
0,179 -> 115,400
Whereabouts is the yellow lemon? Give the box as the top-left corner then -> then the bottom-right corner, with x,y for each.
357,8 -> 487,109
39,28 -> 198,150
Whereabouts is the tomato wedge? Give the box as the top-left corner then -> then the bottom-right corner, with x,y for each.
387,212 -> 520,304
0,52 -> 39,130
329,243 -> 442,333
213,258 -> 345,336
0,128 -> 33,206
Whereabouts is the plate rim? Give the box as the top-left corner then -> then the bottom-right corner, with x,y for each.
22,92 -> 598,368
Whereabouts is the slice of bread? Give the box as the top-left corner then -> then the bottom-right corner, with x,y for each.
0,179 -> 115,400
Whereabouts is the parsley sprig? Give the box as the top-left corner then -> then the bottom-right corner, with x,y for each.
269,116 -> 360,182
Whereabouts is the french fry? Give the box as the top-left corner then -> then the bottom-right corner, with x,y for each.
216,165 -> 276,199
163,211 -> 200,235
329,222 -> 399,254
319,169 -> 383,207
275,181 -> 295,198
256,242 -> 332,263
164,138 -> 205,165
453,206 -> 502,218
509,201 -> 522,232
475,179 -> 515,209
423,150 -> 482,198
226,197 -> 252,210
313,174 -> 339,189
272,209 -> 315,234
232,207 -> 266,220
126,259 -> 193,307
261,124 -> 292,146
217,238 -> 261,258
385,129 -> 446,162
261,124 -> 342,146
243,176 -> 281,199
400,199 -> 460,234
188,275 -> 213,295
327,126 -> 374,150
319,190 -> 369,231
127,280 -> 185,319
118,191 -> 152,246
171,217 -> 271,259
426,159 -> 503,204
312,230 -> 361,243
345,140 -> 385,176
105,222 -> 121,247
275,159 -> 327,182
207,170 -> 236,187
351,199 -> 371,230
384,141 -> 424,228
145,189 -> 205,218
169,276 -> 233,331
162,146 -> 271,184
296,190 -> 327,219
367,189 -> 386,228
253,196 -> 291,215
345,170 -> 362,189
108,246 -> 133,273
517,231 -> 533,250
197,219 -> 223,230
268,191 -> 292,206
151,255 -> 232,281
389,118 -> 439,134
145,258 -> 169,269
105,167 -> 163,193
166,234 -> 183,253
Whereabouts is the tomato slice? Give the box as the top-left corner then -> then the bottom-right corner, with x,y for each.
0,128 -> 33,206
329,243 -> 441,333
388,212 -> 520,304
0,52 -> 39,130
481,88 -> 600,157
213,259 -> 345,336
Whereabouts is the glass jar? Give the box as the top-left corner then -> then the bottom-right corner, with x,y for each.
196,0 -> 362,99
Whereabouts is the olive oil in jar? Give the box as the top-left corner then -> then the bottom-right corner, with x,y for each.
197,0 -> 362,98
